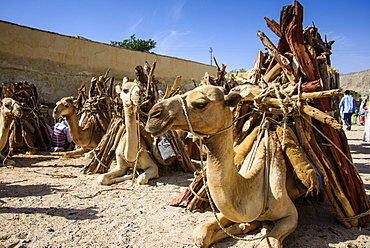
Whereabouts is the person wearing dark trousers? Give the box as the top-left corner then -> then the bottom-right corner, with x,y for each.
339,90 -> 356,130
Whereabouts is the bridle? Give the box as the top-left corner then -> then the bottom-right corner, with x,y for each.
176,95 -> 233,139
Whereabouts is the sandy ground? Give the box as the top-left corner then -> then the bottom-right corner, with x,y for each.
0,124 -> 369,248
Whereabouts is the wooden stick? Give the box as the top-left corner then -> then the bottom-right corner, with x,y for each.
301,106 -> 342,130
257,30 -> 296,84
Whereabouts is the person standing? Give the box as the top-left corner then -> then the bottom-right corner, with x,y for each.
339,90 -> 356,130
362,96 -> 370,143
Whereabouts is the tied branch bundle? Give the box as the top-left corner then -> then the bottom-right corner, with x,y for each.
76,69 -> 117,135
172,0 -> 369,228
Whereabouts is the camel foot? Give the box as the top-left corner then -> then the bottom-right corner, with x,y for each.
26,148 -> 37,155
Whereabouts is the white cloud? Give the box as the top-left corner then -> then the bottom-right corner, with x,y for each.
172,0 -> 186,22
153,30 -> 191,54
129,17 -> 144,34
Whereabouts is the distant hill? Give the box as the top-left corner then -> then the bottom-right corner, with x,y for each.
340,69 -> 370,97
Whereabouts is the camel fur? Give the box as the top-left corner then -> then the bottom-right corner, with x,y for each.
53,97 -> 105,157
145,85 -> 306,248
0,98 -> 23,166
97,78 -> 159,185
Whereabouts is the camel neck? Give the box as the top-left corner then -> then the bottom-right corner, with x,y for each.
204,129 -> 238,185
63,109 -> 82,141
123,105 -> 139,162
204,128 -> 265,222
0,112 -> 13,150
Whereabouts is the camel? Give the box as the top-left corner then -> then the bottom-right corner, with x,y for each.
97,79 -> 159,185
0,98 -> 23,166
8,119 -> 37,155
145,85 -> 305,248
53,97 -> 105,157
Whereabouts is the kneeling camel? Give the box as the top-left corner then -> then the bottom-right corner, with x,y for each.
0,98 -> 23,166
145,85 -> 306,248
53,97 -> 105,157
97,79 -> 159,185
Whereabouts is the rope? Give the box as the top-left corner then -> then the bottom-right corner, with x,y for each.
301,115 -> 356,167
129,110 -> 141,185
189,181 -> 209,202
20,121 -> 37,150
91,149 -> 109,169
337,208 -> 370,222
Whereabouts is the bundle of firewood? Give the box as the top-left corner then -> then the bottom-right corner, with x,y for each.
172,0 -> 369,228
1,81 -> 52,154
75,70 -> 118,134
82,61 -> 196,174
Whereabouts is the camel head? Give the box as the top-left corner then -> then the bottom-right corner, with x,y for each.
0,98 -> 23,119
53,97 -> 76,119
145,85 -> 241,137
116,77 -> 143,107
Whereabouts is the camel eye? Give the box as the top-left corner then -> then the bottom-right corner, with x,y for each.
192,101 -> 208,109
4,103 -> 11,107
64,103 -> 69,108
123,89 -> 129,93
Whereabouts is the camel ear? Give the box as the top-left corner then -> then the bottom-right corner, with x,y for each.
122,77 -> 129,85
116,84 -> 122,94
224,92 -> 241,107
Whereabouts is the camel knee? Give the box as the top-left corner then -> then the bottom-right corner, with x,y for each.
97,174 -> 110,185
3,159 -> 15,166
258,236 -> 281,248
193,215 -> 236,248
136,173 -> 149,185
260,209 -> 297,248
136,165 -> 159,185
193,222 -> 217,248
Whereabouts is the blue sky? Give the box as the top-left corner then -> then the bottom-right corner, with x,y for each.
1,0 -> 369,74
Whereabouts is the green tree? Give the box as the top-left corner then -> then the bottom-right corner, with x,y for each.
349,90 -> 361,99
110,34 -> 156,52
229,68 -> 247,73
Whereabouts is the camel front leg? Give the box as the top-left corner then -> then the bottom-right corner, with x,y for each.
96,167 -> 131,185
193,213 -> 261,248
136,151 -> 159,185
64,147 -> 88,157
258,205 -> 298,248
97,152 -> 130,185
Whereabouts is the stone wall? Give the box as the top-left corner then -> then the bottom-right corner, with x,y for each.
0,21 -> 216,104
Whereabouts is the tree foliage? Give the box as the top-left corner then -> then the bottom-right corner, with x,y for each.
110,34 -> 156,52
229,68 -> 247,73
349,90 -> 361,99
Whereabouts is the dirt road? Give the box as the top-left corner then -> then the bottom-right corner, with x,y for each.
0,125 -> 369,248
